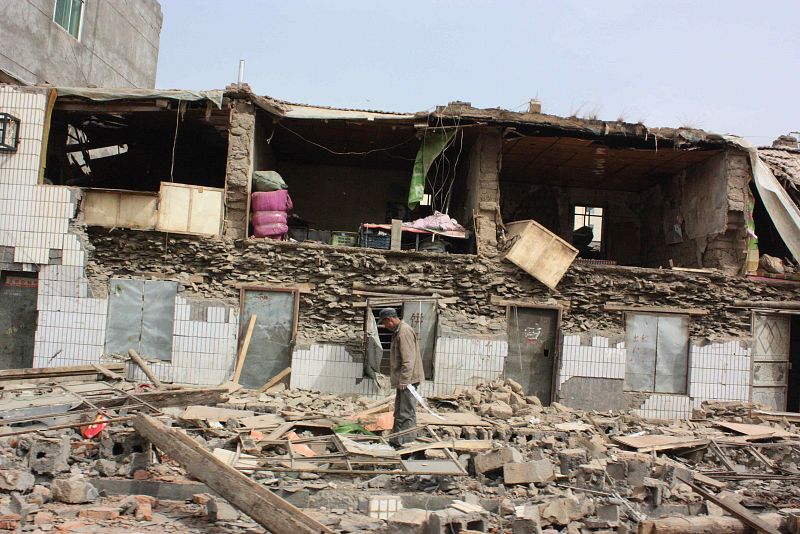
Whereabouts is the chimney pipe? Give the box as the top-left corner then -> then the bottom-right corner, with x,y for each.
238,60 -> 245,85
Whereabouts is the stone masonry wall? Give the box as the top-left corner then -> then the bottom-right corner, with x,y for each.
86,230 -> 800,347
223,101 -> 254,240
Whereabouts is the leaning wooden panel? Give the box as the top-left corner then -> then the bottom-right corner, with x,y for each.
504,220 -> 578,289
133,415 -> 333,534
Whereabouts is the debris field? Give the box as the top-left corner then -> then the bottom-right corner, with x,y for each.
2,363 -> 800,534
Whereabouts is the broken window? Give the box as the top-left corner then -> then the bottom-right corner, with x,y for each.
624,313 -> 689,394
573,205 -> 604,257
54,0 -> 84,39
364,300 -> 437,382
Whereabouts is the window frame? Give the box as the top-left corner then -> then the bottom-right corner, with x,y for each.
53,0 -> 86,40
572,203 -> 606,255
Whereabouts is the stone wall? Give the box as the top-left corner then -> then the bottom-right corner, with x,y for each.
464,129 -> 502,254
641,150 -> 749,274
223,102 -> 253,240
86,230 -> 800,345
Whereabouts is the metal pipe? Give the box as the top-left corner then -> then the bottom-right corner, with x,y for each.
238,60 -> 245,85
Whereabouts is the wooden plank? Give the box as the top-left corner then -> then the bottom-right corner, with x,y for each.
128,349 -> 164,389
503,219 -> 578,290
180,406 -> 254,422
715,421 -> 797,440
92,364 -> 124,381
612,434 -> 709,453
352,282 -> 455,297
418,412 -> 490,427
603,303 -> 708,316
0,364 -> 125,380
489,295 -> 568,309
678,476 -> 781,534
133,415 -> 333,534
238,414 -> 286,429
258,367 -> 291,393
232,315 -> 257,385
640,513 -> 785,534
752,409 -> 800,423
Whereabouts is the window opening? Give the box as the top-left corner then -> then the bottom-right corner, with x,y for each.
54,0 -> 85,39
573,205 -> 604,257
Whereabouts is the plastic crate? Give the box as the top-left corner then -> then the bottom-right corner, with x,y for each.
330,232 -> 358,247
362,231 -> 391,250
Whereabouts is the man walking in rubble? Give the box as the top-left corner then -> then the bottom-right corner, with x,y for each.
378,308 -> 424,447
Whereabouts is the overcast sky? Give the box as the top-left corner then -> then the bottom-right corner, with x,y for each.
156,1 -> 799,145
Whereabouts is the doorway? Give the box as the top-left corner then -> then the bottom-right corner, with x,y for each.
238,287 -> 299,390
788,315 -> 800,412
752,312 -> 791,410
0,272 -> 38,369
506,305 -> 560,405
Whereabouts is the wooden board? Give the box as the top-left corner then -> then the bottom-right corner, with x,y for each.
239,414 -> 286,429
156,182 -> 224,236
180,406 -> 254,422
418,411 -> 490,427
82,189 -> 157,230
715,421 -> 797,440
503,219 -> 578,290
133,415 -> 334,534
0,363 -> 125,381
603,303 -> 708,316
398,439 -> 492,455
612,434 -> 709,452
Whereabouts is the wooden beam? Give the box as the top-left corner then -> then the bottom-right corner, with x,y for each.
232,315 -> 257,384
133,415 -> 333,534
603,303 -> 708,316
90,387 -> 229,411
490,296 -> 568,309
258,367 -> 291,393
678,476 -> 781,534
733,300 -> 800,310
0,364 -> 125,381
92,364 -> 124,381
639,513 -> 785,534
352,282 -> 454,297
128,349 -> 164,389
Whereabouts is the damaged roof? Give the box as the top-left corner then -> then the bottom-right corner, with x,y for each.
758,147 -> 800,189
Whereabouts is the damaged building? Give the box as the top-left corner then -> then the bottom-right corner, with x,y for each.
2,81 -> 800,421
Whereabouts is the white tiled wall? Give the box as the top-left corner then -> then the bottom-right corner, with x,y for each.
558,333 -> 752,419
290,336 -> 508,398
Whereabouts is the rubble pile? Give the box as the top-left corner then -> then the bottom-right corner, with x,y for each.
4,368 -> 800,534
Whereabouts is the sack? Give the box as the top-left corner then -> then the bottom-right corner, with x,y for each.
252,190 -> 293,211
252,170 -> 287,192
253,222 -> 289,238
253,210 -> 288,226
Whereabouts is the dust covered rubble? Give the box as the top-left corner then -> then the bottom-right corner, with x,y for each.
2,379 -> 800,533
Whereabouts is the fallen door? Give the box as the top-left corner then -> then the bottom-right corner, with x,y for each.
506,306 -> 559,404
0,272 -> 37,369
239,288 -> 298,390
752,313 -> 791,410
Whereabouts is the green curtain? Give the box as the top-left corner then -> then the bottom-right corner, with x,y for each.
407,129 -> 455,209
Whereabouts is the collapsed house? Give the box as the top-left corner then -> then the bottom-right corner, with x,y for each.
2,82 -> 800,421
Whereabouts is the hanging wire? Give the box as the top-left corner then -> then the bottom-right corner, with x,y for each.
277,122 -> 417,157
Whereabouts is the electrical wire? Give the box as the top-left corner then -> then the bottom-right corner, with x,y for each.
277,122 -> 417,157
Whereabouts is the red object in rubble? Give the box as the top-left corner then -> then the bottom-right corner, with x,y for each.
80,413 -> 110,439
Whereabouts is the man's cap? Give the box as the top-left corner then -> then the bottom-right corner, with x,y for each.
378,308 -> 398,321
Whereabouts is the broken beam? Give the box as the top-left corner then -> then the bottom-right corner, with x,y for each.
128,349 -> 164,389
133,414 -> 333,534
0,364 -> 125,381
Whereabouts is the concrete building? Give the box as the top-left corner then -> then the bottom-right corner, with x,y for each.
0,0 -> 162,87
1,83 -> 799,421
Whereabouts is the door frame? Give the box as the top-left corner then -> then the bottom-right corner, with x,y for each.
750,309 -> 798,410
503,301 -> 563,404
